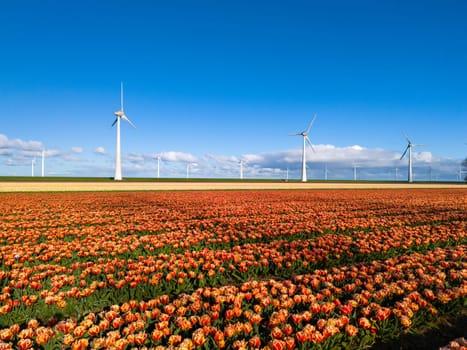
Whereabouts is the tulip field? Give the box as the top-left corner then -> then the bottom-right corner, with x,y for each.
0,189 -> 465,349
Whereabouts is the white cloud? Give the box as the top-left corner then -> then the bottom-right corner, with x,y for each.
94,146 -> 107,155
0,134 -> 42,151
126,153 -> 145,162
413,151 -> 433,163
159,151 -> 197,163
0,132 -> 463,180
205,154 -> 238,163
120,144 -> 445,179
0,134 -> 89,175
242,154 -> 264,163
44,149 -> 61,157
0,149 -> 14,156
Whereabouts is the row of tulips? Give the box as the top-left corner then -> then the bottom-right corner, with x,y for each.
1,190 -> 465,259
0,216 -> 465,326
0,244 -> 465,349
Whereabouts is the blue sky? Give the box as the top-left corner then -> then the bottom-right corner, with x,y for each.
1,0 -> 466,180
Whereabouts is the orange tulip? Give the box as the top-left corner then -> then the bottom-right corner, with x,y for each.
192,328 -> 206,346
16,339 -> 33,350
357,317 -> 371,330
269,338 -> 286,350
271,326 -> 284,339
151,329 -> 164,342
18,328 -> 34,339
134,331 -> 147,345
168,334 -> 182,346
399,315 -> 412,328
214,330 -> 225,348
0,329 -> 13,342
345,324 -> 358,337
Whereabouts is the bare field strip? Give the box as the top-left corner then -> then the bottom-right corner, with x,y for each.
0,181 -> 466,192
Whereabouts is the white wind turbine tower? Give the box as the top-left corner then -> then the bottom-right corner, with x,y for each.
156,155 -> 161,178
31,159 -> 35,177
400,133 -> 426,183
352,163 -> 360,181
458,166 -> 466,182
239,159 -> 244,179
186,163 -> 196,179
290,114 -> 317,182
112,82 -> 136,181
41,150 -> 45,177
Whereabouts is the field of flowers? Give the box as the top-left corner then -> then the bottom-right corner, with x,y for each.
0,189 -> 465,349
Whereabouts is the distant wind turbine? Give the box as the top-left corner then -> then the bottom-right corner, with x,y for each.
458,166 -> 466,182
186,163 -> 196,179
41,150 -> 45,177
290,114 -> 317,182
239,159 -> 245,180
112,82 -> 136,181
400,133 -> 426,183
156,155 -> 161,178
352,163 -> 360,182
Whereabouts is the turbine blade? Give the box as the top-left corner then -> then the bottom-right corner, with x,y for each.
122,115 -> 136,128
289,133 -> 301,136
305,136 -> 315,152
413,143 -> 427,147
403,131 -> 411,144
400,145 -> 409,160
111,118 -> 118,127
305,114 -> 317,133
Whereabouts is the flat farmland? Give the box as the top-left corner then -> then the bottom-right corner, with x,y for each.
0,180 -> 466,192
0,188 -> 465,349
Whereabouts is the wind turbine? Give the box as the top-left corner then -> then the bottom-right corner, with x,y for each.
31,159 -> 35,177
352,163 -> 360,182
186,163 -> 196,179
239,159 -> 244,180
156,155 -> 161,178
290,114 -> 317,182
400,133 -> 426,183
41,150 -> 45,177
458,166 -> 466,182
112,82 -> 136,181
